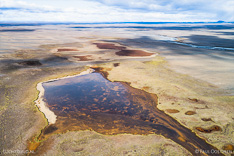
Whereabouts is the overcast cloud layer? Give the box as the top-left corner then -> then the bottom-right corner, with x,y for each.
0,0 -> 233,22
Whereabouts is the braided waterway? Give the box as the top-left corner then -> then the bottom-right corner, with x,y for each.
32,68 -> 223,156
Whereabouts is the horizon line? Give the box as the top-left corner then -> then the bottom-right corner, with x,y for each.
0,21 -> 234,25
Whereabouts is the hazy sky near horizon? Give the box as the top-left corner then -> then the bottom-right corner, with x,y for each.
0,0 -> 234,22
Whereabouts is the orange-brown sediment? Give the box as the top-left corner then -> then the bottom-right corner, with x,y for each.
185,111 -> 196,115
195,125 -> 222,133
166,109 -> 180,113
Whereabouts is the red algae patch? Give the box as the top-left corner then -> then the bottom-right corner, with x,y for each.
115,49 -> 154,57
166,109 -> 180,113
195,125 -> 222,133
57,48 -> 78,52
73,55 -> 93,61
94,43 -> 126,50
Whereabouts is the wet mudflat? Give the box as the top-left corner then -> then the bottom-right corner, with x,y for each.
40,71 -> 222,156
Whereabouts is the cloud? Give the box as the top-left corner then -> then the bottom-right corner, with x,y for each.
0,0 -> 122,22
0,0 -> 233,22
90,0 -> 234,21
0,0 -> 60,13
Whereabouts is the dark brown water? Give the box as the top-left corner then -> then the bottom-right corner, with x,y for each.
41,72 -> 223,156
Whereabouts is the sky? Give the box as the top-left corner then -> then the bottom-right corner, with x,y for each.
0,0 -> 234,22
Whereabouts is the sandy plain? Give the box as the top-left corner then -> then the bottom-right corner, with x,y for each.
0,23 -> 234,155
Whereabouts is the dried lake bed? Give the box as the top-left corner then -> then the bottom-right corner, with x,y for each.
0,23 -> 234,155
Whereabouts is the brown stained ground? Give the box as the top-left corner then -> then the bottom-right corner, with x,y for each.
195,125 -> 222,133
57,48 -> 78,52
185,111 -> 197,115
166,109 -> 180,113
113,63 -> 120,67
93,43 -> 126,50
91,67 -> 110,79
73,55 -> 93,61
142,86 -> 151,91
201,118 -> 214,122
222,144 -> 234,151
188,98 -> 199,102
29,69 -> 224,156
94,42 -> 154,57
